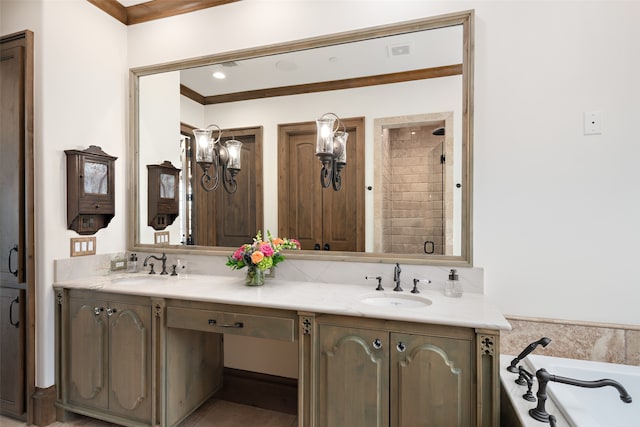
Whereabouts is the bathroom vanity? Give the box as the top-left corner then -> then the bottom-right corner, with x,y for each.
54,273 -> 509,427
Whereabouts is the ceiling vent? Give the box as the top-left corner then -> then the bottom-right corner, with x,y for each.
388,43 -> 412,57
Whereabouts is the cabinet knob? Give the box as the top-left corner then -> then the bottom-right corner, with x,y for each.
396,342 -> 406,352
106,308 -> 117,316
372,338 -> 382,349
93,306 -> 104,316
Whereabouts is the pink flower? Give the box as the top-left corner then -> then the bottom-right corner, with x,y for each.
232,247 -> 244,260
260,243 -> 274,257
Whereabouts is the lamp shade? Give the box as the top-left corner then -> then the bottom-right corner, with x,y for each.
193,128 -> 214,164
193,125 -> 221,165
225,139 -> 242,170
315,115 -> 336,156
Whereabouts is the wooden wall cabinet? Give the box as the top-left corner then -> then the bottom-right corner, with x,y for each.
56,290 -> 154,426
65,146 -> 116,235
147,161 -> 180,230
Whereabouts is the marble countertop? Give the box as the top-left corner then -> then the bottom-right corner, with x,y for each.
54,272 -> 511,331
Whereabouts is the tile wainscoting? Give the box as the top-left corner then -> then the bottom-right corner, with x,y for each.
501,315 -> 640,366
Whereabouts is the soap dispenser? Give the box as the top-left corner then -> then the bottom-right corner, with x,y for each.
127,253 -> 138,273
445,269 -> 462,297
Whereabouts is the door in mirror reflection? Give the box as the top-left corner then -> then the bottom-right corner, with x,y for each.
187,126 -> 264,247
278,118 -> 365,252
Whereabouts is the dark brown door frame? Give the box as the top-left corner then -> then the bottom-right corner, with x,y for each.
0,30 -> 35,424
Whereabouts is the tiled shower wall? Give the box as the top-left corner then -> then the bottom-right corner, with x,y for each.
386,126 -> 444,254
501,316 -> 640,366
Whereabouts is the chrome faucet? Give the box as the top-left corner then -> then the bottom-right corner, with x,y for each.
529,367 -> 632,423
143,253 -> 168,275
393,263 -> 402,291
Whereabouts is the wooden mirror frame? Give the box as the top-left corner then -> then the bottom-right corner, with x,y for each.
129,10 -> 474,266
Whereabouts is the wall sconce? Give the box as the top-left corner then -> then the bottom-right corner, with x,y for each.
315,113 -> 348,191
192,124 -> 242,193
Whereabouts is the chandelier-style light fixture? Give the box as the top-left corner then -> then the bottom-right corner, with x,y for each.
192,124 -> 242,193
315,113 -> 348,191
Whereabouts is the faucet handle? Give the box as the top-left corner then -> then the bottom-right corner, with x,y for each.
411,278 -> 431,294
366,276 -> 384,291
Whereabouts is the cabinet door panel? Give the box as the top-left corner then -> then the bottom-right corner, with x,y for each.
318,324 -> 389,427
391,333 -> 472,427
68,297 -> 108,409
0,288 -> 25,415
109,303 -> 152,421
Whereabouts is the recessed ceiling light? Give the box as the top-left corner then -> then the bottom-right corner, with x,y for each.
212,71 -> 226,79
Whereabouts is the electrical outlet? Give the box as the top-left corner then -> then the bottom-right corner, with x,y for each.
584,110 -> 602,135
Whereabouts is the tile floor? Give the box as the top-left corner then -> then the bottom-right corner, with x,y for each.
0,399 -> 297,427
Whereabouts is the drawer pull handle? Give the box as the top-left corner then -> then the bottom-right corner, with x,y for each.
222,322 -> 244,328
208,319 -> 244,329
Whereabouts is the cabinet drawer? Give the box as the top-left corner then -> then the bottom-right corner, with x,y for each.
79,198 -> 113,214
167,306 -> 296,341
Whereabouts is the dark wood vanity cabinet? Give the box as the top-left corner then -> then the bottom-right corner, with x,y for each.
65,146 -> 116,235
147,161 -> 180,230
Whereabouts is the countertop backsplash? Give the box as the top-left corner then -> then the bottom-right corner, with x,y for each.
54,252 -> 484,294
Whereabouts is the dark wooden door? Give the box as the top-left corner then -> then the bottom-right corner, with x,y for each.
278,118 -> 364,252
0,41 -> 26,418
190,126 -> 263,247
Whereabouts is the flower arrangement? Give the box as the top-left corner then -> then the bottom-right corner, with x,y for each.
226,231 -> 300,276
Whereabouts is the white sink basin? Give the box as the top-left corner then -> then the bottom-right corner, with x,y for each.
360,293 -> 432,308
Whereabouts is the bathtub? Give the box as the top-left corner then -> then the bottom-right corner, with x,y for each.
500,354 -> 640,427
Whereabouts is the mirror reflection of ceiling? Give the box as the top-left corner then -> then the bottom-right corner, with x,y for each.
180,26 -> 462,98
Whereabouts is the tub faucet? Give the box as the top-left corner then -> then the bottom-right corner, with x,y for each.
507,337 -> 551,373
143,253 -> 168,275
393,263 -> 402,291
529,367 -> 632,423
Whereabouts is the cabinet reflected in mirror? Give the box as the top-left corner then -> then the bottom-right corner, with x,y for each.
132,11 -> 473,264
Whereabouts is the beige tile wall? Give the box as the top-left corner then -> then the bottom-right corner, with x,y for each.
501,316 -> 640,366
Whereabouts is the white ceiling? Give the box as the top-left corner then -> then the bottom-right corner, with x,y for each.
117,0 -> 148,6
179,25 -> 463,97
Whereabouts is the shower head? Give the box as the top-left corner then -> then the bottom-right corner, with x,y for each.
432,127 -> 445,136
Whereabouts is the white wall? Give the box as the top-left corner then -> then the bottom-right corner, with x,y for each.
3,0 -> 639,388
1,0 -> 128,387
138,71 -> 182,244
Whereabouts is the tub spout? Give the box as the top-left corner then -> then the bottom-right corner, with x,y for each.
529,368 -> 632,423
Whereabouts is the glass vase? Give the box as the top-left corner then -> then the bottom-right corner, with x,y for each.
245,267 -> 265,286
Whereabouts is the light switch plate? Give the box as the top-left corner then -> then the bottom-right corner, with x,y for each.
70,237 -> 96,257
154,231 -> 170,245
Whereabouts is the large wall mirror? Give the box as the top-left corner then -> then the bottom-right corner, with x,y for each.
130,10 -> 474,266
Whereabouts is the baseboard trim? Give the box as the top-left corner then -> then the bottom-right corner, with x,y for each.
32,386 -> 56,427
214,368 -> 297,415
